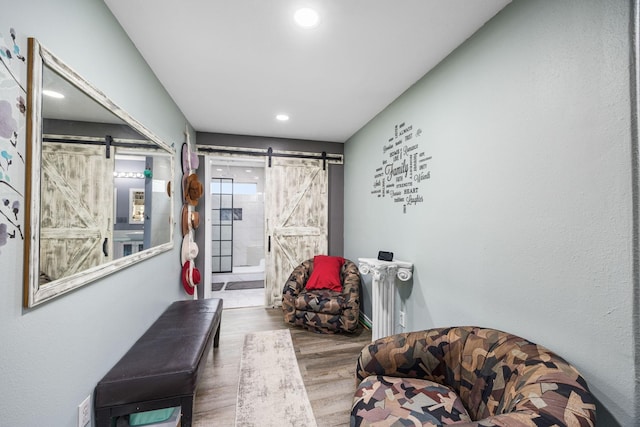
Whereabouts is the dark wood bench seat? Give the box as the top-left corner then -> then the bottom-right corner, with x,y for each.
94,298 -> 223,427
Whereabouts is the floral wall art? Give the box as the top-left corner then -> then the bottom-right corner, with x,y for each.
0,28 -> 26,254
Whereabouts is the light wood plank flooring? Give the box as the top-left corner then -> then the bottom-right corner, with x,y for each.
193,306 -> 372,426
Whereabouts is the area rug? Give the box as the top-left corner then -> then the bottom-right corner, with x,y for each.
212,280 -> 264,291
226,280 -> 264,290
235,329 -> 317,427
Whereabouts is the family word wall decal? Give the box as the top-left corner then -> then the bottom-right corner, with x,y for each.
370,121 -> 432,213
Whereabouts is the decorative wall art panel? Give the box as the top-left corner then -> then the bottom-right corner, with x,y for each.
0,28 -> 26,253
370,120 -> 432,213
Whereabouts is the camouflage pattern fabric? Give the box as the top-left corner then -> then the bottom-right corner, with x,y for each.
352,327 -> 596,426
282,258 -> 361,333
353,375 -> 472,426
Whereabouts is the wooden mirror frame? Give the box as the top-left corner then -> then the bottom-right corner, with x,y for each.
23,38 -> 174,308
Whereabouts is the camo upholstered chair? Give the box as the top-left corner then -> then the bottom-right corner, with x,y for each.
352,326 -> 596,426
282,257 -> 361,333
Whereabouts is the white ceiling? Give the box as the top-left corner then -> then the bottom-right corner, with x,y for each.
104,0 -> 511,143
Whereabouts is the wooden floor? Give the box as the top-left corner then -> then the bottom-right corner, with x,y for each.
193,306 -> 372,426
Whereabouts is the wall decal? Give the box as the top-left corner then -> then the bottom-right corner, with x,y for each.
370,121 -> 431,213
0,28 -> 26,253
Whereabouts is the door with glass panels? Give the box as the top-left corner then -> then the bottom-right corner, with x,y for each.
211,177 -> 233,272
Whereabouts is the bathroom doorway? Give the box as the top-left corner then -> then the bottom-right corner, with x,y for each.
205,156 -> 265,308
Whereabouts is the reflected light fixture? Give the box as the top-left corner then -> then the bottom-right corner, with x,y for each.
113,171 -> 145,179
294,8 -> 319,28
43,89 -> 64,99
276,114 -> 290,121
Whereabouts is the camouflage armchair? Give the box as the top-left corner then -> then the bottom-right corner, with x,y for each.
282,258 -> 361,333
352,326 -> 596,426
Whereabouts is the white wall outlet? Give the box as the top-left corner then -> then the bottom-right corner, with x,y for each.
399,311 -> 406,328
78,394 -> 91,427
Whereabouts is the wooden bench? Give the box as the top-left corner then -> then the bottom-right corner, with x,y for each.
94,298 -> 223,427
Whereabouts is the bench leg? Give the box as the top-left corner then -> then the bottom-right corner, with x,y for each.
213,320 -> 221,348
180,395 -> 194,427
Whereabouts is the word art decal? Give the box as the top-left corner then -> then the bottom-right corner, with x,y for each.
370,121 -> 431,213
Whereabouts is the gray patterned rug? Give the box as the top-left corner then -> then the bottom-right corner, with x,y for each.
212,280 -> 264,291
227,280 -> 264,290
235,329 -> 317,427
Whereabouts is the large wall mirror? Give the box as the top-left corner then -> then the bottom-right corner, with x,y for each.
24,38 -> 175,308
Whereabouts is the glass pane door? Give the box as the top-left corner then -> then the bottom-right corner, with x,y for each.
211,177 -> 233,272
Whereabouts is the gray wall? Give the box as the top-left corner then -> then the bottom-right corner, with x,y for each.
197,132 -> 345,256
0,2 -> 189,426
344,0 -> 635,425
2,1 -> 633,425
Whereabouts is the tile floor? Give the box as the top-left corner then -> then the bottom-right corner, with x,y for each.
209,287 -> 264,309
211,264 -> 266,308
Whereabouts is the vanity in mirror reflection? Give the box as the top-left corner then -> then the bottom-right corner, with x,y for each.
25,38 -> 174,307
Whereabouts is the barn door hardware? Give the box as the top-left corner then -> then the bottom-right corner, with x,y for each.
197,145 -> 343,166
42,134 -> 160,153
105,135 -> 112,159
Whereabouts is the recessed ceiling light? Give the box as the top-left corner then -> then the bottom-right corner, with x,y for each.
43,89 -> 64,99
245,169 -> 252,173
294,8 -> 319,28
276,114 -> 290,121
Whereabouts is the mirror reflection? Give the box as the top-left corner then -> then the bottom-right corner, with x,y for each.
25,38 -> 174,306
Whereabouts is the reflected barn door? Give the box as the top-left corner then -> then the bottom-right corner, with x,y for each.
264,157 -> 328,307
39,143 -> 113,282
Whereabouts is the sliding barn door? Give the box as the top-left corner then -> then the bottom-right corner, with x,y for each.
264,157 -> 328,307
39,143 -> 114,282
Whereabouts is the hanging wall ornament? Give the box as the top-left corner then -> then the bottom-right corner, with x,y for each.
181,142 -> 189,175
181,131 -> 199,174
180,233 -> 199,266
184,173 -> 203,206
181,204 -> 189,236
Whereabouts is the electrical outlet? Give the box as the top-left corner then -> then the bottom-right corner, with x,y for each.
78,394 -> 91,427
399,311 -> 406,328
